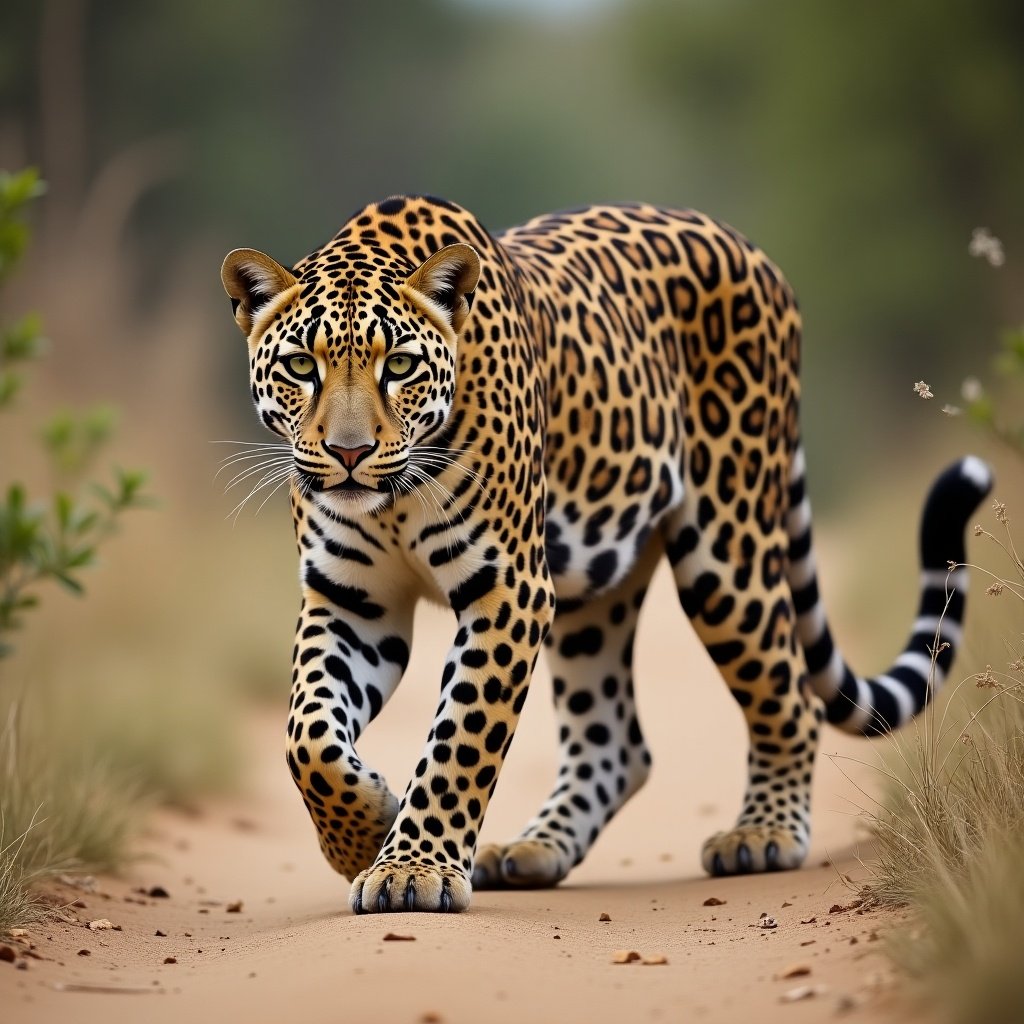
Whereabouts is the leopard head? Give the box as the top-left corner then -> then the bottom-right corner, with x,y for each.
221,237 -> 479,516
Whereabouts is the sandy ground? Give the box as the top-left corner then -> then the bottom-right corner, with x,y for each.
1,564 -> 931,1024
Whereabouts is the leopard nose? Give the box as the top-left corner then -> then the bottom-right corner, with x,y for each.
325,441 -> 376,469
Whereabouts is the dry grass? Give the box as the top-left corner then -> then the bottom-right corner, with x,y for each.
0,652 -> 242,930
859,506 -> 1024,1024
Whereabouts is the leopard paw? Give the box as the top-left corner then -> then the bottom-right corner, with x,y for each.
472,838 -> 570,889
309,780 -> 399,881
349,860 -> 472,914
701,825 -> 808,876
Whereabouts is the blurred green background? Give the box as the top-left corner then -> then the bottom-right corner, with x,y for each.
0,0 -> 1020,727
3,0 -> 1022,483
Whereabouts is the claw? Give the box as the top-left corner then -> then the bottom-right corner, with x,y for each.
765,840 -> 780,871
711,852 -> 726,877
736,844 -> 753,874
439,879 -> 453,913
403,877 -> 417,911
503,857 -> 517,878
352,885 -> 364,915
378,876 -> 392,913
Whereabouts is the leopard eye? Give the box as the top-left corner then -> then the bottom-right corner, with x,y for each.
285,354 -> 317,380
385,353 -> 416,379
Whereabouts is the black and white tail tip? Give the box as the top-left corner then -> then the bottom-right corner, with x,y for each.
786,453 -> 994,737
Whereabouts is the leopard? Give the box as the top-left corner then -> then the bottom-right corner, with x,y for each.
220,195 -> 991,914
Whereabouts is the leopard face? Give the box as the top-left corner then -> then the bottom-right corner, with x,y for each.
221,242 -> 479,517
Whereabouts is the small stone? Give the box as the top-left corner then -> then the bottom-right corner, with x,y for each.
598,912 -> 611,922
8,929 -> 27,938
155,930 -> 167,937
15,960 -> 27,971
759,913 -> 778,929
611,950 -> 641,964
77,949 -> 91,957
780,984 -> 826,1002
641,954 -> 668,965
148,886 -> 170,898
382,932 -> 416,942
163,956 -> 177,965
0,945 -> 16,963
87,918 -> 118,931
226,900 -> 243,913
776,963 -> 811,979
703,897 -> 726,906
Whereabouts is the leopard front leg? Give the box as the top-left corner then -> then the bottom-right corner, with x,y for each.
474,541 -> 661,889
287,572 -> 414,881
350,576 -> 555,913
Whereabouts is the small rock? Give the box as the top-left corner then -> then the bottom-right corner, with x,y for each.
781,901 -> 793,908
598,912 -> 611,922
77,949 -> 91,957
829,900 -> 862,914
776,963 -> 811,979
641,954 -> 668,965
0,945 -> 16,963
703,897 -> 726,907
800,916 -> 817,925
15,960 -> 27,971
87,918 -> 119,931
8,929 -> 27,938
835,993 -> 861,1014
155,930 -> 167,937
226,900 -> 244,913
382,932 -> 416,942
420,1014 -> 443,1024
780,984 -> 827,1002
163,956 -> 177,965
759,913 -> 778,930
148,886 -> 170,898
611,950 -> 641,964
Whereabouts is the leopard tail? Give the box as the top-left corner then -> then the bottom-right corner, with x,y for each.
785,450 -> 993,736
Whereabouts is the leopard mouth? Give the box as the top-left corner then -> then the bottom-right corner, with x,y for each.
295,469 -> 378,495
324,478 -> 376,493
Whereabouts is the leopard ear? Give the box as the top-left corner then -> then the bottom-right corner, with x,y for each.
220,248 -> 297,334
403,243 -> 480,335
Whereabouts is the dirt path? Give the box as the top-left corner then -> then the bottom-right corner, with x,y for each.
2,566 -> 929,1023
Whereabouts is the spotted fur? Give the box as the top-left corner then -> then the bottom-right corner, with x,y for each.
221,196 -> 991,912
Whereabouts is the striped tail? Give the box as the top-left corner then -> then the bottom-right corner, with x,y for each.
786,449 -> 993,736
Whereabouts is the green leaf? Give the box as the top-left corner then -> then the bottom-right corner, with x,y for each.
53,571 -> 85,595
0,370 -> 21,406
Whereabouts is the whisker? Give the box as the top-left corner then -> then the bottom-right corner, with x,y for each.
210,439 -> 292,451
228,465 -> 295,523
411,453 -> 488,490
223,457 -> 294,489
253,472 -> 295,516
